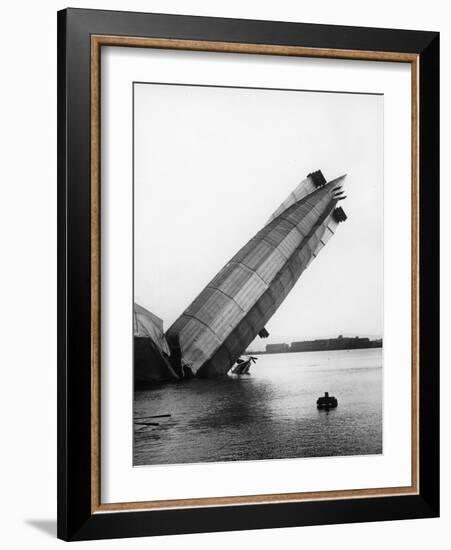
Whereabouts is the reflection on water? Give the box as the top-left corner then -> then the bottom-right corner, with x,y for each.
134,348 -> 382,466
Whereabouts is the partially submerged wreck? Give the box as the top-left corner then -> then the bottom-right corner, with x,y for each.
229,355 -> 257,375
134,303 -> 180,383
164,170 -> 347,379
135,170 -> 347,382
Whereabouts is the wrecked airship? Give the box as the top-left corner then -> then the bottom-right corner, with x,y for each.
135,170 -> 347,382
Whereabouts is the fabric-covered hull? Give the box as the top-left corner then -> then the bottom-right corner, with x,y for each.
134,336 -> 180,383
196,207 -> 337,377
166,174 -> 346,378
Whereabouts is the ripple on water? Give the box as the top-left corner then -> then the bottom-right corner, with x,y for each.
134,348 -> 382,466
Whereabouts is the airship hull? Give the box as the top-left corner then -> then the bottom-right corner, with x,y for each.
166,172 -> 347,378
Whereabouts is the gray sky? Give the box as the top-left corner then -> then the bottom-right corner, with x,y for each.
134,83 -> 383,350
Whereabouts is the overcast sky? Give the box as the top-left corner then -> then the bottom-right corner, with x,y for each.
134,83 -> 383,350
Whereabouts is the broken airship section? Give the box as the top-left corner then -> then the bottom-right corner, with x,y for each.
134,170 -> 347,384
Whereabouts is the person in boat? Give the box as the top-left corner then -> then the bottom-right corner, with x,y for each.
317,391 -> 338,408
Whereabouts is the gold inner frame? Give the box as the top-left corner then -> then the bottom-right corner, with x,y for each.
90,35 -> 419,514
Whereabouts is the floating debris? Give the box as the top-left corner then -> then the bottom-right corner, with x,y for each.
229,355 -> 257,375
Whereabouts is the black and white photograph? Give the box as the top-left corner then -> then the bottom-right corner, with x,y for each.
133,82 -> 383,466
0,0 -> 444,544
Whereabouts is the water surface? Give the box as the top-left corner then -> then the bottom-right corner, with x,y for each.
134,348 -> 382,466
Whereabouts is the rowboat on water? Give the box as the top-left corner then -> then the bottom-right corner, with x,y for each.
317,392 -> 338,409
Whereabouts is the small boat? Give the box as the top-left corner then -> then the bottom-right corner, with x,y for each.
317,392 -> 338,409
230,355 -> 257,375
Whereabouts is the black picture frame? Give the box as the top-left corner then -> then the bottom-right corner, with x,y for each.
57,7 -> 439,541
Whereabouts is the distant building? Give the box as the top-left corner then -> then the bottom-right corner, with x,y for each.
266,343 -> 290,354
290,336 -> 381,353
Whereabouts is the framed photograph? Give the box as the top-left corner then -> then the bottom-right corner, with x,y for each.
57,8 -> 439,541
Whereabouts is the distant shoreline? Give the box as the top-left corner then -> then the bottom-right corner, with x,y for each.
247,346 -> 382,355
248,337 -> 382,355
